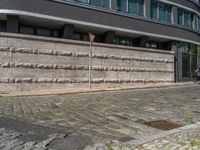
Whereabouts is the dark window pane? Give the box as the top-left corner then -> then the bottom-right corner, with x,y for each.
72,33 -> 81,40
20,26 -> 34,35
75,0 -> 88,3
37,28 -> 50,36
182,53 -> 191,79
151,0 -> 171,22
128,0 -> 144,16
118,0 -> 127,12
178,8 -> 193,27
151,0 -> 157,19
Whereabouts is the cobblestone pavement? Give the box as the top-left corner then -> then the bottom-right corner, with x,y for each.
85,123 -> 200,150
0,84 -> 200,149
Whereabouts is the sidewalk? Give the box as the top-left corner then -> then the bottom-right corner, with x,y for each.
0,82 -> 198,97
85,122 -> 200,150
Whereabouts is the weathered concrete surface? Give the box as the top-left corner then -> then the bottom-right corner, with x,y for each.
0,33 -> 174,92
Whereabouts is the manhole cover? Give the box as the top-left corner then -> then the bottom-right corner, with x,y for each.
192,111 -> 200,114
144,120 -> 182,131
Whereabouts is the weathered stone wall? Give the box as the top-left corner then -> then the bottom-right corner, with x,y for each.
0,33 -> 175,92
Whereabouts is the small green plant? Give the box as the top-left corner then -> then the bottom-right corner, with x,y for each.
190,139 -> 200,147
184,117 -> 194,125
105,142 -> 114,150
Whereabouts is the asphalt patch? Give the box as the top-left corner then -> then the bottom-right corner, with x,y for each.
0,117 -> 68,142
48,134 -> 92,150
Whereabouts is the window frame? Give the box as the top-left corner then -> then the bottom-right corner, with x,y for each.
151,0 -> 172,23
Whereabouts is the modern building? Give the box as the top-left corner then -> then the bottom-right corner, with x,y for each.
0,0 -> 199,82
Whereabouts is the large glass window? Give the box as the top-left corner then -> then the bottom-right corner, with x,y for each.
177,43 -> 191,80
118,0 -> 127,12
151,0 -> 172,23
117,0 -> 144,16
177,43 -> 199,81
76,0 -> 88,3
198,17 -> 200,31
146,41 -> 159,49
198,46 -> 200,67
128,0 -> 144,16
178,8 -> 193,27
75,0 -> 110,9
113,37 -> 134,46
90,0 -> 109,8
19,26 -> 34,35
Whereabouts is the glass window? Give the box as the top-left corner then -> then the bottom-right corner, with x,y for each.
198,46 -> 200,67
103,0 -> 109,8
76,0 -> 109,8
19,26 -> 34,35
72,33 -> 81,40
113,37 -> 133,46
117,0 -> 127,12
82,34 -> 89,41
75,0 -> 88,3
177,42 -> 190,53
178,8 -> 193,27
37,28 -> 50,37
191,44 -> 197,72
146,41 -> 159,49
151,0 -> 172,23
90,0 -> 100,6
182,53 -> 191,79
52,30 -> 60,38
151,0 -> 157,19
177,43 -> 199,81
198,17 -> 200,31
128,0 -> 144,16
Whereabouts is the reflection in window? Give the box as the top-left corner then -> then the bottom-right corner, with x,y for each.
178,8 -> 193,27
19,26 -> 34,35
75,0 -> 88,3
128,0 -> 144,16
117,0 -> 144,16
146,41 -> 159,49
177,42 -> 190,53
118,0 -> 127,12
198,46 -> 200,67
113,37 -> 133,46
75,0 -> 110,8
151,0 -> 172,22
37,28 -> 51,37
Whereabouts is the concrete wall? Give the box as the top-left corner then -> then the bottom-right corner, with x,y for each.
0,33 -> 175,92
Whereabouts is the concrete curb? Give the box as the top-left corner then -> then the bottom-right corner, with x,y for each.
0,82 -> 198,97
128,122 -> 200,146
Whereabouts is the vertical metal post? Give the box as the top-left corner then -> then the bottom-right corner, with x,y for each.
89,42 -> 92,89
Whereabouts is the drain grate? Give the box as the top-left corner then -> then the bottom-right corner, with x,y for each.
144,120 -> 182,131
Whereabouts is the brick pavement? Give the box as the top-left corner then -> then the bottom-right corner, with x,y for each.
0,84 -> 200,149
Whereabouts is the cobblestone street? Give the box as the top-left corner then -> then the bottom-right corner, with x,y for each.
0,84 -> 200,149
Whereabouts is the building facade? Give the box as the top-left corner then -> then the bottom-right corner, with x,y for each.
0,0 -> 199,83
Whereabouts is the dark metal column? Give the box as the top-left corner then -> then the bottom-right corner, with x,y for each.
62,24 -> 74,39
7,15 -> 19,33
103,31 -> 115,44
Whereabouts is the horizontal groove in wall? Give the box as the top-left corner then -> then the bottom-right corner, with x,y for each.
0,78 -> 174,84
0,47 -> 174,64
0,62 -> 174,73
